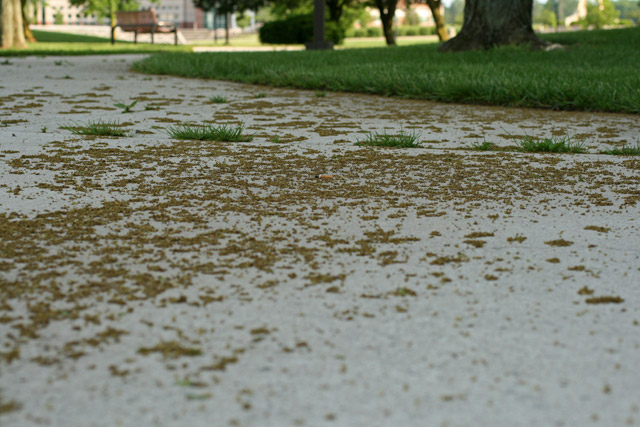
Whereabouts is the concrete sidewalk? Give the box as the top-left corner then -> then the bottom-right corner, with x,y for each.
1,55 -> 639,427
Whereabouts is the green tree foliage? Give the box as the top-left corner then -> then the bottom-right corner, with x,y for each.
579,0 -> 620,28
195,0 -> 263,16
53,9 -> 64,24
265,0 -> 360,41
402,8 -> 419,26
235,11 -> 251,27
611,0 -> 640,24
541,0 -> 579,22
444,0 -> 464,26
258,13 -> 344,43
271,0 -> 359,29
533,1 -> 557,28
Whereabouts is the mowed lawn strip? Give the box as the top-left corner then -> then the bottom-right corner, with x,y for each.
133,27 -> 640,114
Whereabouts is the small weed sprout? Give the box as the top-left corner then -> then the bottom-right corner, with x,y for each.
166,124 -> 253,142
60,120 -> 128,137
41,126 -> 47,133
209,95 -> 228,104
472,140 -> 494,151
356,130 -> 421,148
517,135 -> 587,153
600,143 -> 640,156
270,136 -> 283,143
254,92 -> 267,98
315,91 -> 327,97
114,100 -> 138,113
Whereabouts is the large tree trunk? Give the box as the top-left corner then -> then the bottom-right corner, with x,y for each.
425,0 -> 448,42
375,0 -> 396,46
439,0 -> 547,52
1,0 -> 27,48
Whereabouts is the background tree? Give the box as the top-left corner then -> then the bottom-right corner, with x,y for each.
533,1 -> 558,29
21,0 -> 35,41
579,0 -> 620,28
424,0 -> 447,41
266,0 -> 357,36
372,0 -> 397,45
540,0 -> 579,25
325,0 -> 354,24
439,0 -> 547,52
444,0 -> 464,26
611,0 -> 640,24
1,0 -> 27,48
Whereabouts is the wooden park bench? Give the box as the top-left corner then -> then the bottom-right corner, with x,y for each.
112,9 -> 178,45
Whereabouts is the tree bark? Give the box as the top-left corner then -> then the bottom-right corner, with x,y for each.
109,0 -> 116,44
425,0 -> 448,41
326,0 -> 347,23
224,12 -> 229,45
439,0 -> 547,52
375,0 -> 396,46
21,0 -> 35,42
1,0 -> 27,48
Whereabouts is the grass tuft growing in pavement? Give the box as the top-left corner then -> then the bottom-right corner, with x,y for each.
61,120 -> 128,137
517,135 -> 587,153
355,130 -> 421,148
166,124 -> 253,142
471,140 -> 495,151
600,143 -> 640,156
208,95 -> 228,104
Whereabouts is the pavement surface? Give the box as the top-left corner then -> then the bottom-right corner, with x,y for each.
1,55 -> 639,427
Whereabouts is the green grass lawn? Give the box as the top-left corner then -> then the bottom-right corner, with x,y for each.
190,33 -> 266,47
133,27 -> 640,114
189,33 -> 438,48
341,35 -> 439,49
0,30 -> 192,56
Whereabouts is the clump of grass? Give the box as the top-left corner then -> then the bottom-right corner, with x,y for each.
270,136 -> 284,143
600,143 -> 640,156
355,130 -> 421,148
209,95 -> 227,104
472,140 -> 494,151
166,124 -> 253,142
315,91 -> 327,97
517,135 -> 587,153
254,92 -> 267,98
60,120 -> 128,137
